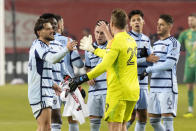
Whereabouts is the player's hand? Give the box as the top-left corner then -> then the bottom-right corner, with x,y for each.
79,35 -> 96,53
69,74 -> 89,92
87,79 -> 95,86
140,46 -> 148,57
146,54 -> 160,63
97,21 -> 113,41
140,70 -> 148,80
67,38 -> 77,51
52,83 -> 62,96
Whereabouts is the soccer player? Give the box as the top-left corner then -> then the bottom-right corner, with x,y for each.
178,13 -> 196,118
127,10 -> 159,131
69,9 -> 140,131
40,13 -> 84,131
85,20 -> 108,131
28,18 -> 75,131
140,14 -> 180,131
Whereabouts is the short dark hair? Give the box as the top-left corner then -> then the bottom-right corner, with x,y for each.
189,13 -> 196,18
34,18 -> 50,38
128,10 -> 144,20
111,9 -> 128,29
55,14 -> 62,22
159,14 -> 173,24
96,20 -> 108,26
40,13 -> 56,20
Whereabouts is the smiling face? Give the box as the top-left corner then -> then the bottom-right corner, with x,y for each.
94,25 -> 107,45
38,22 -> 54,41
129,14 -> 144,33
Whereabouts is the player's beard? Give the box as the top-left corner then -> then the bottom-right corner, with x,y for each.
45,35 -> 54,41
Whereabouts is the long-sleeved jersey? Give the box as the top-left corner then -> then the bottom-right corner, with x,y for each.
85,42 -> 107,95
28,39 -> 69,105
87,31 -> 139,101
146,36 -> 180,94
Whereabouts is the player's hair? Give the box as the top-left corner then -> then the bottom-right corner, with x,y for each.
40,13 -> 56,20
159,14 -> 173,24
96,20 -> 108,26
34,18 -> 50,38
128,10 -> 144,20
189,13 -> 196,18
55,14 -> 62,22
111,9 -> 128,29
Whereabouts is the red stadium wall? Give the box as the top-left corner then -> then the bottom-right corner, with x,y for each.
4,0 -> 195,82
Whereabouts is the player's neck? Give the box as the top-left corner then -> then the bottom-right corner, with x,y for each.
132,30 -> 142,34
159,33 -> 170,40
39,38 -> 50,45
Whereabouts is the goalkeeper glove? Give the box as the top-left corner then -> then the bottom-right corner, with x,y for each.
69,74 -> 89,92
140,46 -> 149,57
140,70 -> 148,80
79,35 -> 97,53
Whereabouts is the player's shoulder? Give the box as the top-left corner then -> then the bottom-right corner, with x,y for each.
141,33 -> 150,41
167,36 -> 180,48
32,39 -> 49,49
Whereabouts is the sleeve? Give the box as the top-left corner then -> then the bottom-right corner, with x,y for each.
87,40 -> 119,80
84,51 -> 91,68
71,50 -> 84,68
146,41 -> 180,73
94,48 -> 107,58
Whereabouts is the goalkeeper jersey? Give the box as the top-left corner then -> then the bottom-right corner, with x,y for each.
178,29 -> 196,67
87,31 -> 139,101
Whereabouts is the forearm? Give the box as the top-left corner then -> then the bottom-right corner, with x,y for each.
45,48 -> 69,64
146,59 -> 176,73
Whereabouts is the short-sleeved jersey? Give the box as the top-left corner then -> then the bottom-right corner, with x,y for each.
54,33 -> 84,77
150,36 -> 180,93
128,31 -> 152,89
49,40 -> 70,85
178,29 -> 196,67
28,39 -> 54,105
85,42 -> 107,95
87,31 -> 139,101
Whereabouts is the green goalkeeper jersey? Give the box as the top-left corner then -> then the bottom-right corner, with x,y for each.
178,29 -> 196,67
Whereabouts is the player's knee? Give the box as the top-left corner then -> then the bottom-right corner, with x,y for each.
51,109 -> 62,124
90,117 -> 101,124
138,112 -> 147,122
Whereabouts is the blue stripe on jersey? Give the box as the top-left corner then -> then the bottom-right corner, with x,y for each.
167,57 -> 177,61
50,43 -> 63,47
90,56 -> 99,60
138,65 -> 148,68
88,88 -> 107,93
151,77 -> 171,80
150,86 -> 172,88
85,65 -> 91,68
41,77 -> 52,79
154,51 -> 167,54
128,31 -> 138,37
35,50 -> 43,76
41,86 -> 53,89
43,68 -> 52,70
52,70 -> 61,73
153,43 -> 169,46
71,57 -> 81,62
139,83 -> 148,85
158,60 -> 166,62
136,40 -> 149,42
54,80 -> 61,82
41,95 -> 53,98
30,101 -> 41,105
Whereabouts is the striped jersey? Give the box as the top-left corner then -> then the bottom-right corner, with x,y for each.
146,36 -> 180,94
128,31 -> 152,89
28,39 -> 69,105
85,42 -> 107,95
49,40 -> 70,85
54,33 -> 84,77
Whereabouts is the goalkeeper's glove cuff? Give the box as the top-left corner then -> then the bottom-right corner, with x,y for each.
140,46 -> 149,57
140,70 -> 148,80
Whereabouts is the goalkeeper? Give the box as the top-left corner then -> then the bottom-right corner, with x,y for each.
69,9 -> 139,131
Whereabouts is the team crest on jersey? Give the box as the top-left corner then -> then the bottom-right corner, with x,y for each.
53,99 -> 57,105
161,46 -> 166,51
